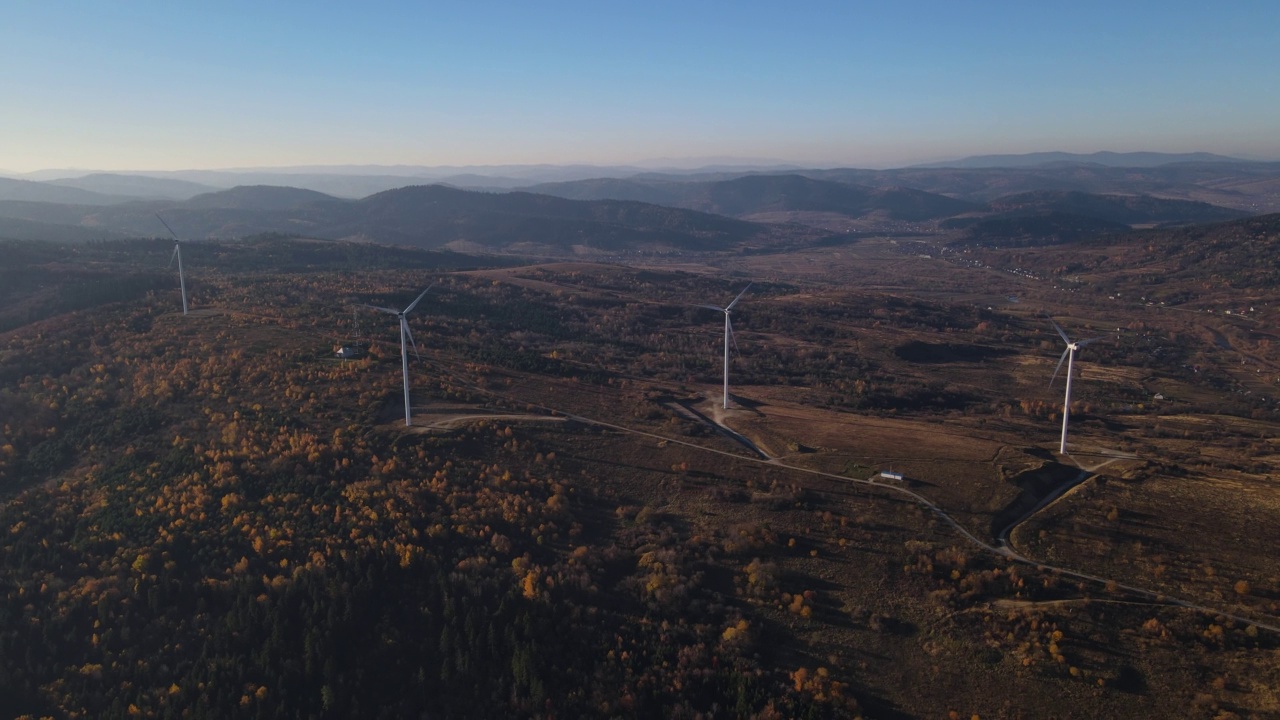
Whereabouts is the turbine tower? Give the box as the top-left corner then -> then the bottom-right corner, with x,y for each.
362,285 -> 432,427
156,215 -> 188,315
695,283 -> 751,410
1049,318 -> 1104,454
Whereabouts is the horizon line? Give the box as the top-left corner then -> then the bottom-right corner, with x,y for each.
4,149 -> 1275,179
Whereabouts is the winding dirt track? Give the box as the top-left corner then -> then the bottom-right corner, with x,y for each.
413,338 -> 1280,635
511,399 -> 1280,635
416,413 -> 565,431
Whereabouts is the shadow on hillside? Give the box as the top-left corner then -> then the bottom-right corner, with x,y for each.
990,461 -> 1091,541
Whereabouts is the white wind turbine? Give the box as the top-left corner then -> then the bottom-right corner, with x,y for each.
1048,318 -> 1105,454
694,284 -> 751,410
362,285 -> 433,427
156,215 -> 188,315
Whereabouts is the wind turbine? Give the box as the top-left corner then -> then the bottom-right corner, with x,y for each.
156,214 -> 188,315
1048,318 -> 1105,454
362,285 -> 432,427
694,283 -> 751,410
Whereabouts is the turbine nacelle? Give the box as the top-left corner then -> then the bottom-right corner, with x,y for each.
1048,318 -> 1106,387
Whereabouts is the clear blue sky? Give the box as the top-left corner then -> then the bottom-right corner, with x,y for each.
3,0 -> 1278,172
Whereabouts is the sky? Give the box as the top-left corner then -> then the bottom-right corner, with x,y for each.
2,1 -> 1279,173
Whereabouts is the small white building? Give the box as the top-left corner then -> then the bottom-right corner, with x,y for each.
879,470 -> 904,481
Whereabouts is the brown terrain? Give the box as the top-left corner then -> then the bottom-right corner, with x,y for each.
1,209 -> 1278,718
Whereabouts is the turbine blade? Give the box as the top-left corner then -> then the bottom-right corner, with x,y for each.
404,321 -> 421,361
1048,317 -> 1071,344
169,245 -> 178,268
726,283 -> 752,311
155,214 -> 179,240
692,303 -> 725,312
1049,348 -> 1070,386
1077,336 -> 1107,348
403,283 -> 434,315
358,303 -> 400,315
728,316 -> 740,355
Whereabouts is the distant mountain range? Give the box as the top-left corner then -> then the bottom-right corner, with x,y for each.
0,177 -> 125,206
1,159 -> 1276,253
527,174 -> 977,222
809,163 -> 1280,211
913,151 -> 1249,169
46,173 -> 221,201
5,158 -> 1279,215
0,184 -> 789,253
524,163 -> 1280,216
5,163 -> 804,199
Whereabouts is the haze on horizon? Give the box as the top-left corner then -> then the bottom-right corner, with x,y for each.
3,1 -> 1279,175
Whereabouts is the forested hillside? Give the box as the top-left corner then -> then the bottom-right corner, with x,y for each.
0,185 -> 787,253
0,242 -> 859,718
2,238 -> 1277,718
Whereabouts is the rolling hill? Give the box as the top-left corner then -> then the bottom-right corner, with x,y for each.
0,177 -> 125,206
967,213 -> 1280,302
0,174 -> 1259,254
1088,213 -> 1280,295
334,185 -> 771,251
914,150 -> 1247,169
511,160 -> 1280,215
514,178 -> 687,205
938,190 -> 1253,246
528,174 -> 977,223
0,215 -> 131,243
46,173 -> 222,200
17,159 -> 1280,218
183,185 -> 343,211
684,175 -> 975,220
0,184 -> 787,252
981,190 -> 1251,225
526,171 -> 1256,234
803,162 -> 1280,212
1137,213 -> 1280,291
943,211 -> 1131,246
